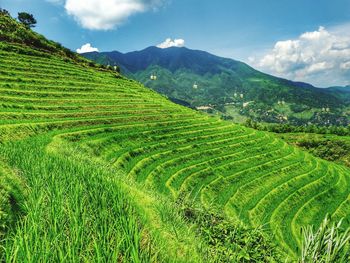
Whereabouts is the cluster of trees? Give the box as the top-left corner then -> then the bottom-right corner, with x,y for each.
1,8 -> 37,28
295,138 -> 350,163
18,12 -> 37,28
245,118 -> 350,136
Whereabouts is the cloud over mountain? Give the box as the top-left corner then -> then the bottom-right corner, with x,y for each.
157,38 -> 185,48
252,25 -> 350,87
76,43 -> 99,53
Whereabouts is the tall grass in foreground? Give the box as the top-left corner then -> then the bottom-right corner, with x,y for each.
0,161 -> 26,241
301,215 -> 350,263
0,136 -> 153,262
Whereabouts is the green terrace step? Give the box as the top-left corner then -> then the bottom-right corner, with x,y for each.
0,103 -> 177,112
163,132 -> 268,194
94,120 -> 226,158
0,108 -> 185,121
227,151 -> 310,223
0,112 -> 197,126
268,162 -> 334,255
0,88 -> 146,99
125,128 -> 254,183
0,83 -> 148,95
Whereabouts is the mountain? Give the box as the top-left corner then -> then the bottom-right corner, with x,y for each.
326,85 -> 350,103
83,47 -> 350,126
327,85 -> 350,92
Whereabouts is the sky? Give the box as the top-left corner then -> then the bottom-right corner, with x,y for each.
1,0 -> 350,87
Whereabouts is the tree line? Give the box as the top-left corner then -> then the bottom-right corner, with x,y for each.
245,118 -> 350,136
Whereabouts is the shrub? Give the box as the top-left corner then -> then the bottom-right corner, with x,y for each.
177,196 -> 283,262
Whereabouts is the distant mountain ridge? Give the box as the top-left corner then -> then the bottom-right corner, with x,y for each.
87,46 -> 254,75
327,86 -> 350,93
83,46 -> 350,126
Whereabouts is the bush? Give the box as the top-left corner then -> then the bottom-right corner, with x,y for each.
177,196 -> 283,262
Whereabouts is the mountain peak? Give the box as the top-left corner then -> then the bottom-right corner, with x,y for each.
142,45 -> 188,53
85,45 -> 245,75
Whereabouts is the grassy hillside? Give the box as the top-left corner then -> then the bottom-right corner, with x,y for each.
83,48 -> 350,126
1,13 -> 350,262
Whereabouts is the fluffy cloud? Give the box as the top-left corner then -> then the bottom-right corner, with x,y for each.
252,26 -> 350,87
76,43 -> 99,54
157,38 -> 185,48
63,0 -> 165,30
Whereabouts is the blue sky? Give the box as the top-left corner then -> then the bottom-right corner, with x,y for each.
2,0 -> 350,87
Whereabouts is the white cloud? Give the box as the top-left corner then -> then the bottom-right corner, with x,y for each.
76,43 -> 99,54
252,25 -> 350,87
157,38 -> 185,48
59,0 -> 165,30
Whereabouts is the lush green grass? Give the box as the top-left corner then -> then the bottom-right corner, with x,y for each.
0,136 -> 150,262
0,135 -> 211,262
0,159 -> 25,240
1,15 -> 350,261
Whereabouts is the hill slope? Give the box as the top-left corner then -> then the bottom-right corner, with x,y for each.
326,85 -> 350,104
84,47 -> 350,126
1,13 -> 350,261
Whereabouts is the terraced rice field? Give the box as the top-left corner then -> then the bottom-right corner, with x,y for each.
1,41 -> 350,260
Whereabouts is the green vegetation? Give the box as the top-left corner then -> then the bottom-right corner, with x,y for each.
177,197 -> 282,262
246,121 -> 350,136
0,137 -> 156,262
244,121 -> 350,168
0,160 -> 25,239
1,13 -> 350,262
277,133 -> 350,168
301,215 -> 350,263
17,12 -> 37,28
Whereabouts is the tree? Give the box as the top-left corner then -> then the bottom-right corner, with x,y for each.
18,12 -> 37,28
0,8 -> 10,16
